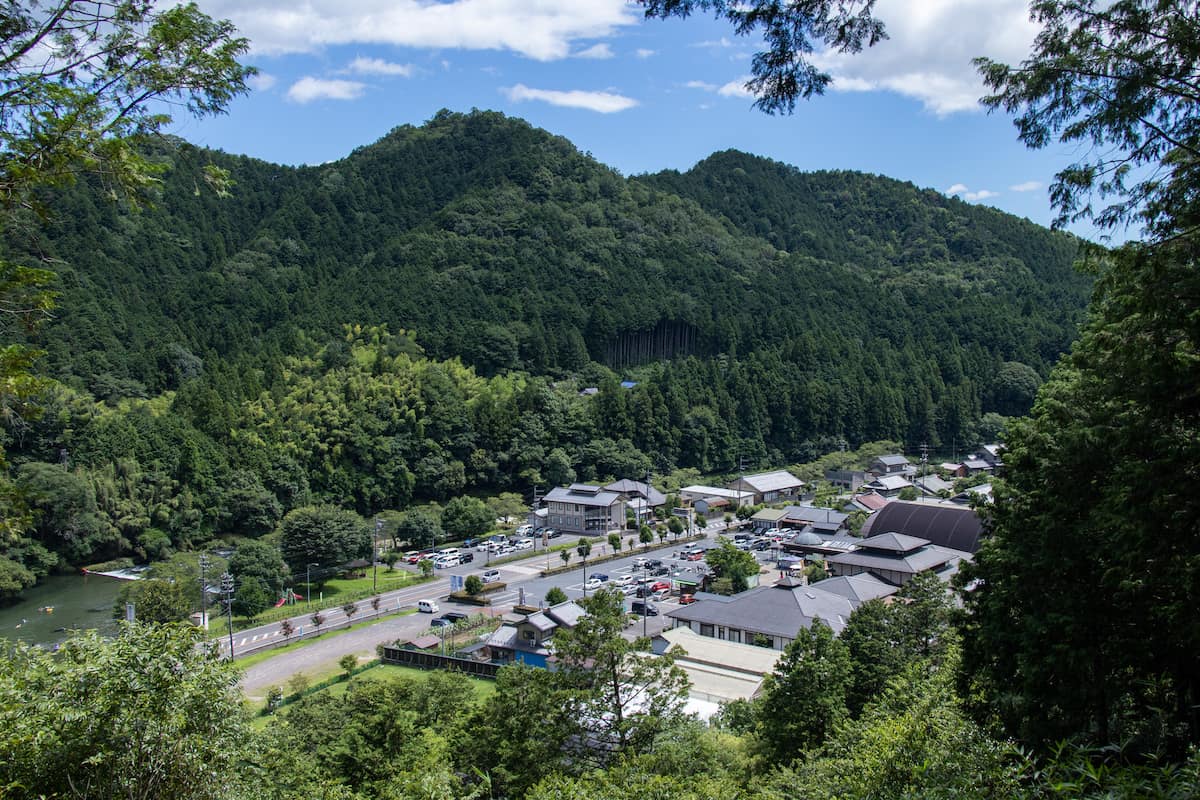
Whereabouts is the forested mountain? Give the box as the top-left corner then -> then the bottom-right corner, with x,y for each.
0,110 -> 1091,588
14,110 -> 1086,393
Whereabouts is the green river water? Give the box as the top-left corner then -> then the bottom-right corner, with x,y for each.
0,573 -> 125,648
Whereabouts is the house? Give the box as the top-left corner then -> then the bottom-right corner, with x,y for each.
483,601 -> 586,668
544,483 -> 626,535
604,479 -> 667,525
778,504 -> 848,536
869,454 -> 916,477
680,485 -> 754,518
950,483 -> 993,506
977,443 -> 1003,468
913,474 -> 954,496
811,573 -> 899,607
749,507 -> 789,531
824,532 -> 967,586
728,470 -> 805,504
826,468 -> 868,491
858,499 -> 983,553
679,485 -> 754,508
864,473 -> 914,498
652,626 -> 784,714
666,574 -> 856,649
849,491 -> 889,513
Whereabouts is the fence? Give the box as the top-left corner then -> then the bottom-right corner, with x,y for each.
380,645 -> 501,678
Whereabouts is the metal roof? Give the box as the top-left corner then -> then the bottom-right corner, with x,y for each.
666,580 -> 854,636
545,485 -> 623,507
858,500 -> 983,553
738,470 -> 805,493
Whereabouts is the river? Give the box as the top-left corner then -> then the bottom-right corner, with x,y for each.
0,573 -> 125,648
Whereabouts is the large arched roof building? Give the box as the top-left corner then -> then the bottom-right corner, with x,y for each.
858,500 -> 983,554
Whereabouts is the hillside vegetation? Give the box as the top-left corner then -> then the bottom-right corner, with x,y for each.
0,110 -> 1088,591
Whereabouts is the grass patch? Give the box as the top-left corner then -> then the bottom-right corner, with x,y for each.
209,570 -> 428,635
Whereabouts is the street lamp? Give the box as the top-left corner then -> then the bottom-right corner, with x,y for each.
642,560 -> 648,640
220,572 -> 235,659
306,563 -> 319,609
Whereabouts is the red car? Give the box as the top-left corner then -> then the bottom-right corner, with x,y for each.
649,580 -> 672,592
678,594 -> 697,605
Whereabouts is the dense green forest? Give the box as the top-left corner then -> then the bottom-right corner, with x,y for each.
3,1 -> 1200,799
0,110 -> 1090,594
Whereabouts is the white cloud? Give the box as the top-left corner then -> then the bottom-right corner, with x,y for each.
502,83 -> 638,113
197,0 -> 636,60
717,77 -> 755,99
286,76 -> 366,103
946,183 -> 999,202
348,56 -> 414,76
635,48 -> 655,59
685,80 -> 717,91
809,0 -> 1039,115
692,36 -> 736,49
247,72 -> 277,91
1010,180 -> 1042,192
575,43 -> 613,59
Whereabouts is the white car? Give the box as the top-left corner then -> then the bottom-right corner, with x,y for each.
615,574 -> 635,587
514,538 -> 535,550
584,576 -> 604,590
515,524 -> 533,536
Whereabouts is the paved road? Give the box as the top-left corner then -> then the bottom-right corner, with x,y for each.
233,523 -> 739,695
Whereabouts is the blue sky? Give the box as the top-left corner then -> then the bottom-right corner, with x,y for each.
178,1 -> 1107,242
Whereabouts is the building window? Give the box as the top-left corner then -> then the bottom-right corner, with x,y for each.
699,624 -> 714,638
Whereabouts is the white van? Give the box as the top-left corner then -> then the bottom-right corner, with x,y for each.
438,547 -> 461,559
417,599 -> 440,614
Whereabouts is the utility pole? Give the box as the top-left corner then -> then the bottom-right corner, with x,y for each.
372,517 -> 380,590
920,442 -> 929,492
221,572 -> 235,659
198,553 -> 209,630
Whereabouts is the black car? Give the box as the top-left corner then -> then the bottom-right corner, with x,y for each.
546,528 -> 563,539
459,551 -> 474,563
648,565 -> 670,577
442,611 -> 470,624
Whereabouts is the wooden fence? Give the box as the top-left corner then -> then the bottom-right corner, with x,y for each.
380,645 -> 501,678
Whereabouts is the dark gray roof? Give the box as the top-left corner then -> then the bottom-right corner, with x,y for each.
545,601 -> 586,628
793,531 -> 824,546
812,574 -> 899,606
781,505 -> 848,526
545,485 -> 623,507
523,612 -> 557,632
826,543 -> 960,577
876,454 -> 910,466
604,479 -> 668,507
666,580 -> 854,636
858,500 -> 983,553
858,532 -> 930,553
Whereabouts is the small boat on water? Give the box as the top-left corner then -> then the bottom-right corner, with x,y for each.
38,605 -> 54,613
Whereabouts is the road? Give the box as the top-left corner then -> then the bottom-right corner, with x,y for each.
233,523 -> 744,696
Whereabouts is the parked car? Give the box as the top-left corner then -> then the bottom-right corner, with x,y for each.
515,524 -> 533,536
459,551 -> 474,564
632,557 -> 650,569
405,551 -> 427,564
678,594 -> 697,605
584,576 -> 604,591
430,617 -> 453,628
417,599 -> 439,613
592,573 -> 609,583
615,574 -> 635,587
514,538 -> 535,550
442,611 -> 470,624
481,569 -> 501,583
631,600 -> 659,616
545,528 -> 563,539
649,580 -> 671,592
652,588 -> 672,602
648,564 -> 670,576
684,550 -> 705,561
